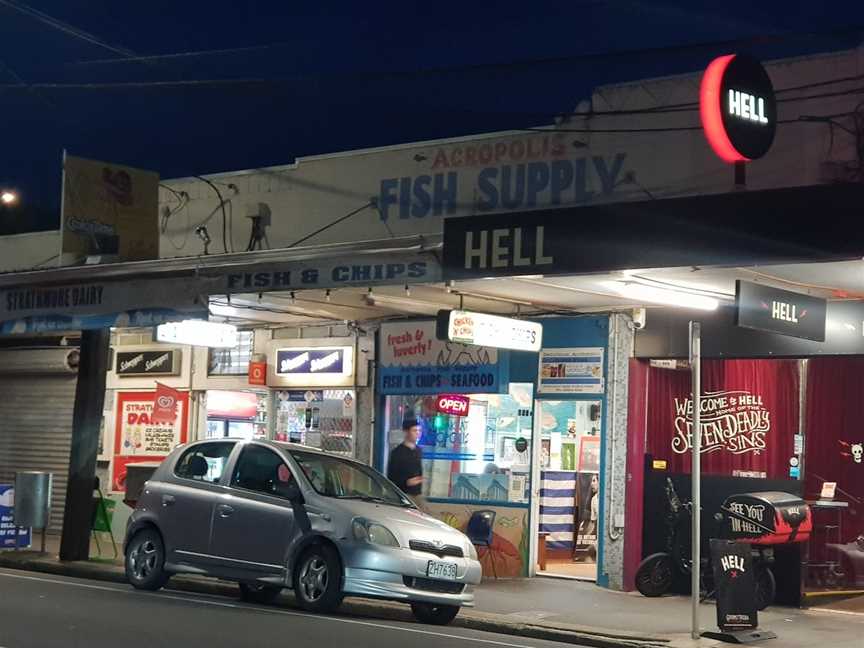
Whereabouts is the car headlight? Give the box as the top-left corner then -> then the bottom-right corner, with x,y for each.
352,518 -> 400,547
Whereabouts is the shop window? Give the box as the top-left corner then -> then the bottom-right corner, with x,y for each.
384,383 -> 534,506
174,442 -> 235,484
208,330 -> 254,376
231,444 -> 294,497
274,389 -> 355,456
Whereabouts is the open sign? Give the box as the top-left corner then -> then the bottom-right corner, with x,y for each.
436,394 -> 470,417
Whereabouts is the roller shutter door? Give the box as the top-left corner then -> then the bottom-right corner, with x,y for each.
0,352 -> 78,536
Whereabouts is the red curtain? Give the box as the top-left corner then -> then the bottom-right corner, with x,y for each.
805,358 -> 864,543
646,359 -> 798,479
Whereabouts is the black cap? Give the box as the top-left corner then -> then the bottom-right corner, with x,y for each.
402,417 -> 419,430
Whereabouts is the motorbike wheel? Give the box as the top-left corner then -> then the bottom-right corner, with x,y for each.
635,553 -> 674,597
754,565 -> 776,611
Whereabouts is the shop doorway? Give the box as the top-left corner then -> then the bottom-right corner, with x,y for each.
205,390 -> 267,440
532,399 -> 602,581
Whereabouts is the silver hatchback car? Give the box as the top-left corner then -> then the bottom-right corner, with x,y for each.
124,439 -> 483,625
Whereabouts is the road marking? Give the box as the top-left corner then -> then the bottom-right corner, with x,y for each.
0,570 -> 547,648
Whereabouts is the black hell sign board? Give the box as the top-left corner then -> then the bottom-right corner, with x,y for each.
735,280 -> 826,342
115,350 -> 180,376
710,538 -> 758,633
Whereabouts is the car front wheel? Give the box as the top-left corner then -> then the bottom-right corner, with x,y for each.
125,528 -> 170,591
292,544 -> 344,613
411,602 -> 460,625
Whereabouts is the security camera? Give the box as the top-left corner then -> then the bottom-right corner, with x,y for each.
632,307 -> 647,330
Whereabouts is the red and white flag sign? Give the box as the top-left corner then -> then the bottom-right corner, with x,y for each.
151,382 -> 182,424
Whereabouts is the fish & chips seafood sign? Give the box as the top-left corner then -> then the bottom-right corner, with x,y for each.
672,390 -> 770,455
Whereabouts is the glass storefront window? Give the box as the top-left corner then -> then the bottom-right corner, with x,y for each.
385,383 -> 534,505
274,389 -> 355,456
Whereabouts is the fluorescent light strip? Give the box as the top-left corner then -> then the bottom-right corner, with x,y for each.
609,282 -> 719,311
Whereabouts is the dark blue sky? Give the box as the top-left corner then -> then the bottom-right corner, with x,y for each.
1,1 -> 863,232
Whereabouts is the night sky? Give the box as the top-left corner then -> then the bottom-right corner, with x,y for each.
0,1 -> 862,233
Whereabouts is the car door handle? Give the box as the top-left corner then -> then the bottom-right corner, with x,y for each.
216,504 -> 234,518
162,494 -> 176,507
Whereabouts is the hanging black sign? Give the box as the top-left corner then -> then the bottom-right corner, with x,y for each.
701,54 -> 776,162
115,350 -> 180,376
442,184 -> 864,281
735,280 -> 826,342
709,538 -> 758,633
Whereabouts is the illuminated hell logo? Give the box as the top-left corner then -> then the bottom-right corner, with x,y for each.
672,389 -> 770,456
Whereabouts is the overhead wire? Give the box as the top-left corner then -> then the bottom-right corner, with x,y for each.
193,175 -> 230,254
0,0 -> 137,58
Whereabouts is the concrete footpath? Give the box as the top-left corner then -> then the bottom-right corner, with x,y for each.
0,550 -> 861,648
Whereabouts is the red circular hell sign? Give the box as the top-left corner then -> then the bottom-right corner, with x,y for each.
700,54 -> 776,163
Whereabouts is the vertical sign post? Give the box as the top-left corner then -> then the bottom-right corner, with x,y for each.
689,321 -> 702,640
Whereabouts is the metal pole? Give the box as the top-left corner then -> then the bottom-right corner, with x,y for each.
689,321 -> 702,641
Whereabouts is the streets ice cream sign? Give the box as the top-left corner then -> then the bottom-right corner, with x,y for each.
376,133 -> 631,221
672,390 -> 770,456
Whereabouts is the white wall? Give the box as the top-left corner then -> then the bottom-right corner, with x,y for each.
0,230 -> 61,272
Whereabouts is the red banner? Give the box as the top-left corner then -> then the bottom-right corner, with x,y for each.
805,358 -> 864,543
646,359 -> 797,478
151,382 -> 182,424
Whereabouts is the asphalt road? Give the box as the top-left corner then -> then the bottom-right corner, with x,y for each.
0,568 -> 579,648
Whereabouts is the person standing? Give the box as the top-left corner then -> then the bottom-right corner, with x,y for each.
387,418 -> 424,508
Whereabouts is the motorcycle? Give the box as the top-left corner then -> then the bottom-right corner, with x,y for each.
635,478 -> 794,611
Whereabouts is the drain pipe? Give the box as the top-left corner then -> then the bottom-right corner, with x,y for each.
608,313 -> 623,542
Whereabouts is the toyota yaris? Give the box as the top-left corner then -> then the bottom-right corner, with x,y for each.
124,439 -> 482,625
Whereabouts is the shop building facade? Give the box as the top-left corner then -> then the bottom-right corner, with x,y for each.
0,42 -> 863,595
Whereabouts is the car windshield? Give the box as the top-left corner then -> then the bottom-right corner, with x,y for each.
290,450 -> 411,507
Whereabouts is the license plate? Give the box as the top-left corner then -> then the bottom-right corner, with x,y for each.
426,560 -> 457,581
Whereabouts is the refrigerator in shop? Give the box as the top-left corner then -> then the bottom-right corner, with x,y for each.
274,389 -> 356,456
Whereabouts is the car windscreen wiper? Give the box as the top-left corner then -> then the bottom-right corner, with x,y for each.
336,494 -> 411,507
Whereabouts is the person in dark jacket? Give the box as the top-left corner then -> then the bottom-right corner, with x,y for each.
387,418 -> 424,508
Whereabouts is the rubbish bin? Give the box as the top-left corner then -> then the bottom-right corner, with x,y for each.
14,471 -> 52,552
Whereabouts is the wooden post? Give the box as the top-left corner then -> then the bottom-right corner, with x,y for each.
60,329 -> 110,561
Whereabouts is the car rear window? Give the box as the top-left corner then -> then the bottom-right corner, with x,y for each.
174,442 -> 235,483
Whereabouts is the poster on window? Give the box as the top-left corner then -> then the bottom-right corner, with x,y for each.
538,348 -> 604,394
111,391 -> 189,492
645,360 -> 797,478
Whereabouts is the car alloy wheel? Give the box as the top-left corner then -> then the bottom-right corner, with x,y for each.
124,528 -> 169,591
298,555 -> 329,602
130,538 -> 159,581
292,544 -> 344,613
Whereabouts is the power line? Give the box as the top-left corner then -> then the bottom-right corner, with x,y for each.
0,0 -> 137,58
287,202 -> 372,249
71,41 -> 298,66
67,22 -> 864,72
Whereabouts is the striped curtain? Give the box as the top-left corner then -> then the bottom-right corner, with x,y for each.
539,470 -> 577,552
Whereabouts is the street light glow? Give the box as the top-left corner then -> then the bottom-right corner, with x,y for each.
0,191 -> 18,205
